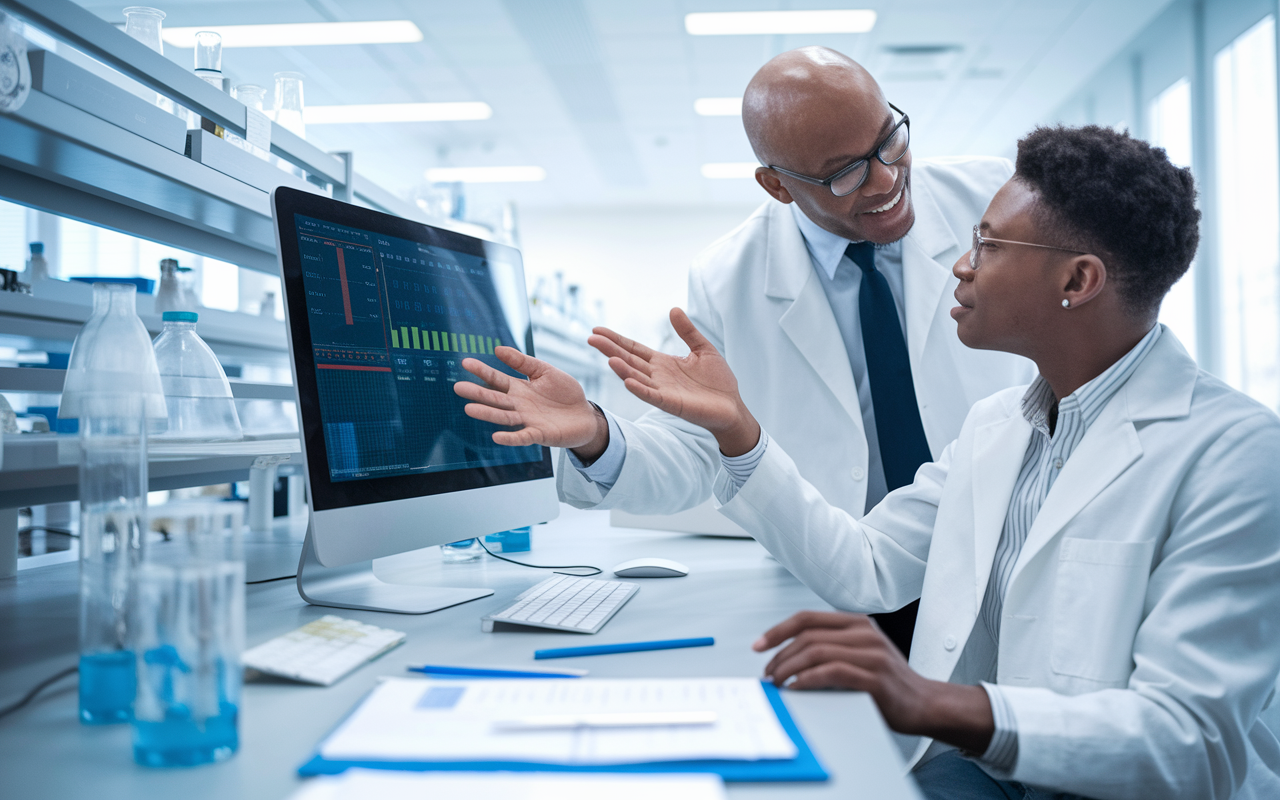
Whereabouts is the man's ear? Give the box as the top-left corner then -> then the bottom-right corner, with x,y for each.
755,168 -> 794,204
1061,254 -> 1107,309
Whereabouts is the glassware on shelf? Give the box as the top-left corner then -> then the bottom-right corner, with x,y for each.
60,283 -> 168,425
272,71 -> 306,138
131,501 -> 244,766
258,289 -> 276,319
23,241 -> 48,283
63,284 -> 168,724
153,258 -> 198,314
232,83 -> 269,159
151,311 -> 243,442
441,538 -> 483,563
122,7 -> 176,116
193,31 -> 223,88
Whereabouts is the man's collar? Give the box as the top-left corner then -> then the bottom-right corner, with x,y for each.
789,203 -> 853,280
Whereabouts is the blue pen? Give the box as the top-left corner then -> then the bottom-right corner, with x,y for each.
408,664 -> 586,678
534,637 -> 715,660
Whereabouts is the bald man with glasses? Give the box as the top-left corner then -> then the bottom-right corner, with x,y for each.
455,46 -> 1034,655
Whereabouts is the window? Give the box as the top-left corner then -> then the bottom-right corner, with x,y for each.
1215,16 -> 1280,409
0,199 -> 29,275
1148,78 -> 1196,360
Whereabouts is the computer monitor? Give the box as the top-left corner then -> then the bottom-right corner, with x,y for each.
271,187 -> 559,614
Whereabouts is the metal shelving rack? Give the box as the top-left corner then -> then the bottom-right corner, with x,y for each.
0,0 -> 444,578
0,0 -> 606,579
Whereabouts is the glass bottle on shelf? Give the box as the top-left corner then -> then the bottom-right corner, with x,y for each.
61,283 -> 168,724
154,258 -> 194,314
23,241 -> 47,283
151,311 -> 243,442
122,7 -> 176,116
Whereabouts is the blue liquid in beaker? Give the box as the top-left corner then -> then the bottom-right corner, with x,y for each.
79,650 -> 136,724
133,701 -> 239,767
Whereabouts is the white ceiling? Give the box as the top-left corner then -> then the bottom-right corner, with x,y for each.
78,0 -> 1175,216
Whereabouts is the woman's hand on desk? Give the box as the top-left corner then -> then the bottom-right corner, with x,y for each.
754,611 -> 995,755
454,348 -> 610,461
591,308 -> 762,457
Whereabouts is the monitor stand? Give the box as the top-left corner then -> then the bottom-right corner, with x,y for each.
295,525 -> 494,614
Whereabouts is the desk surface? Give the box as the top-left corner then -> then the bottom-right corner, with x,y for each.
0,505 -> 921,799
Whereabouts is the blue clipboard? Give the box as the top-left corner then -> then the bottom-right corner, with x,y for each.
298,680 -> 829,782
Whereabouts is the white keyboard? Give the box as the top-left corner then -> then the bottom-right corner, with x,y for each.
482,575 -> 639,634
243,615 -> 406,686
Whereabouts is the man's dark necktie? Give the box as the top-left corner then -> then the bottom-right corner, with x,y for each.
846,241 -> 933,656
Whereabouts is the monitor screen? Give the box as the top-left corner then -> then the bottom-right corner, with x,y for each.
274,189 -> 552,512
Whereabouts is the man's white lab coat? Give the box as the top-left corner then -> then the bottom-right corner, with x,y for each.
558,157 -> 1034,517
716,328 -> 1280,799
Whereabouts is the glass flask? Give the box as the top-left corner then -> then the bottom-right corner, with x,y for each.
272,71 -> 306,138
151,311 -> 243,442
131,501 -> 244,767
122,7 -> 175,115
61,283 -> 168,425
63,284 -> 168,724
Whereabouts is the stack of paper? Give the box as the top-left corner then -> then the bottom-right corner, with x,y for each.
290,770 -> 727,800
318,677 -> 798,765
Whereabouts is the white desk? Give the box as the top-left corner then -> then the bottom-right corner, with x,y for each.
0,504 -> 922,799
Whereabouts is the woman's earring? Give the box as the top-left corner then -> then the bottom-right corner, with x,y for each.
1061,299 -> 1070,309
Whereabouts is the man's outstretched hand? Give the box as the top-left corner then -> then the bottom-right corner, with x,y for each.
454,347 -> 609,461
590,308 -> 761,457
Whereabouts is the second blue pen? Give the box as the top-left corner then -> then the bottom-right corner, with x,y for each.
534,637 -> 715,660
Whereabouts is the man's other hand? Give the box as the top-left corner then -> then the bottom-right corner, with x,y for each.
590,308 -> 761,457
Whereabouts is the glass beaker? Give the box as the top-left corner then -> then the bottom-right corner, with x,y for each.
131,502 -> 245,767
193,31 -> 223,87
122,8 -> 175,115
272,71 -> 306,138
234,83 -> 266,112
78,411 -> 148,724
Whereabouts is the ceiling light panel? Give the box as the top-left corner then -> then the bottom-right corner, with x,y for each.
694,97 -> 743,116
425,166 -> 547,183
162,21 -> 423,49
701,162 -> 759,179
306,103 -> 493,124
684,10 -> 876,36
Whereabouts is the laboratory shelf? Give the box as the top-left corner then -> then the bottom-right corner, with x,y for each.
0,433 -> 301,509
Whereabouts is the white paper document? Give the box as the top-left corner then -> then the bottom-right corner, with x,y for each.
290,770 -> 727,800
318,677 -> 798,765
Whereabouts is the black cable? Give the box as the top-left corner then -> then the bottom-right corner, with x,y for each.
474,537 -> 601,576
18,526 -> 77,538
246,574 -> 298,585
0,666 -> 78,721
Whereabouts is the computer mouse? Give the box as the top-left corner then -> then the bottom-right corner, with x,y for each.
611,557 -> 690,578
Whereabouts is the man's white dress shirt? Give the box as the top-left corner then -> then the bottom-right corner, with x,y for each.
569,203 -> 907,514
